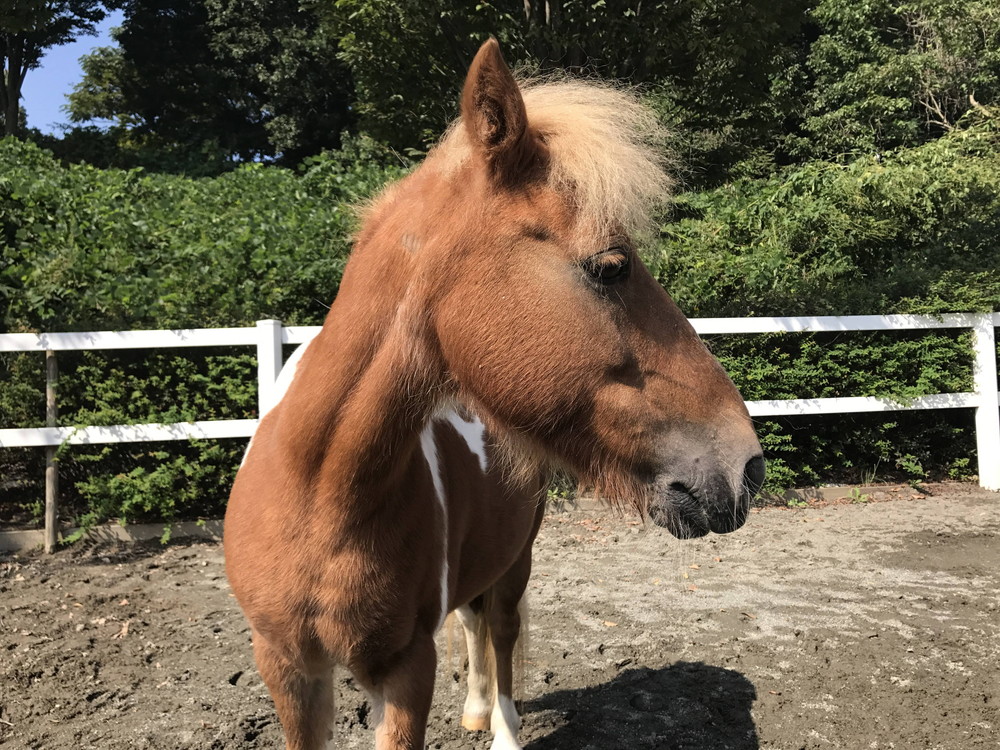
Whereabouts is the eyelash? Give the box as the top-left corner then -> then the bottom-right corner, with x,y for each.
582,248 -> 631,286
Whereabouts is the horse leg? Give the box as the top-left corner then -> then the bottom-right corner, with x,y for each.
484,561 -> 534,750
252,632 -> 336,750
484,596 -> 523,750
371,631 -> 437,750
456,601 -> 492,731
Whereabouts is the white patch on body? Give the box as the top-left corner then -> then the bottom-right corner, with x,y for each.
240,340 -> 311,467
456,605 -> 492,725
400,232 -> 423,254
490,694 -> 522,750
420,421 -> 449,631
444,409 -> 489,473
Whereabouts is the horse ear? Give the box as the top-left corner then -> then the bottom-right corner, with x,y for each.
461,38 -> 534,181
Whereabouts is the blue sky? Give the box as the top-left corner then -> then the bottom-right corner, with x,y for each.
21,10 -> 124,135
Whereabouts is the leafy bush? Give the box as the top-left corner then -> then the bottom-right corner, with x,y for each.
653,120 -> 1000,317
652,120 -> 1000,490
0,136 -> 407,530
1,118 -> 998,529
1,135 -> 406,332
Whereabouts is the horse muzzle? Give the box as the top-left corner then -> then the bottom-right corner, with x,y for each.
649,455 -> 765,539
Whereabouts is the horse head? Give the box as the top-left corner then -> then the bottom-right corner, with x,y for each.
348,39 -> 764,538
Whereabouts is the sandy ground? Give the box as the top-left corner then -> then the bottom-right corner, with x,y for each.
2,483 -> 998,749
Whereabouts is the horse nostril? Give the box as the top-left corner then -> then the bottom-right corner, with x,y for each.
743,456 -> 766,497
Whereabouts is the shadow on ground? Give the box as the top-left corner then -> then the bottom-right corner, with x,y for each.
523,662 -> 758,750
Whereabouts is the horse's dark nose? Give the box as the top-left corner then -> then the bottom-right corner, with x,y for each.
743,456 -> 766,498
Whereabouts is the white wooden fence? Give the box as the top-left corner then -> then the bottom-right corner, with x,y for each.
2,314 -> 998,549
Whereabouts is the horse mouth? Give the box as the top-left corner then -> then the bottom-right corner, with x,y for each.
649,481 -> 750,539
648,483 -> 712,539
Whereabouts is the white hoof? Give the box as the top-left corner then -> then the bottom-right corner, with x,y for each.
489,695 -> 522,750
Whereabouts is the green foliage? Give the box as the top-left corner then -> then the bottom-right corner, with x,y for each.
33,0 -> 1000,186
0,136 -> 407,530
1,0 -> 112,136
704,328 -> 978,492
205,0 -> 355,164
4,0 -> 1000,526
327,0 -> 806,173
648,118 -> 1000,491
849,487 -> 870,504
799,0 -> 1000,159
30,123 -> 236,176
326,0 -> 502,149
71,440 -> 242,529
653,120 -> 1000,317
1,348 -> 256,529
38,0 -> 809,179
711,331 -> 971,404
64,0 -> 353,170
0,135 -> 406,331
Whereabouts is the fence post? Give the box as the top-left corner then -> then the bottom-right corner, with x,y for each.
972,314 -> 1000,491
44,350 -> 59,553
256,320 -> 284,417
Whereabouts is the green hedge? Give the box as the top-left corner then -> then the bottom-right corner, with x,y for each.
1,136 -> 404,331
653,120 -> 1000,317
0,136 -> 406,529
1,122 -> 998,529
652,120 -> 1000,489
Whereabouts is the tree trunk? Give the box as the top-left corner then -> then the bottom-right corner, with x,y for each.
523,0 -> 548,63
4,39 -> 24,137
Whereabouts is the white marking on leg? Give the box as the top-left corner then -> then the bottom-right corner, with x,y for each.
323,668 -> 340,749
489,694 -> 522,750
368,692 -> 386,747
420,422 -> 449,631
241,339 -> 312,467
444,409 -> 488,473
456,605 -> 492,727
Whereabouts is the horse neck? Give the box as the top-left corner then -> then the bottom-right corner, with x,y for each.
278,274 -> 445,503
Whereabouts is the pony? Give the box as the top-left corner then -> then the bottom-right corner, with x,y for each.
224,39 -> 764,750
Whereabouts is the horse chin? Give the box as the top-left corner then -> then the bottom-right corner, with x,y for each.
648,476 -> 750,539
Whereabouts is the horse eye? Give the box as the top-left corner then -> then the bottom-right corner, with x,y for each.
582,248 -> 631,286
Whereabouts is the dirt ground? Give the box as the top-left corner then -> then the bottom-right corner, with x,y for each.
2,482 -> 998,750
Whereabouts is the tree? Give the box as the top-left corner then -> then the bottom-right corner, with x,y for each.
327,0 -> 505,149
66,0 -> 269,168
1,0 -> 110,136
327,0 -> 806,178
206,0 -> 354,165
61,0 -> 808,179
66,0 -> 354,170
799,0 -> 1000,159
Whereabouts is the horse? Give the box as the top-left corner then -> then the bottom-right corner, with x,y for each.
224,39 -> 764,750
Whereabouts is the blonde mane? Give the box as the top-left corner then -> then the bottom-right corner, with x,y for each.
432,78 -> 674,237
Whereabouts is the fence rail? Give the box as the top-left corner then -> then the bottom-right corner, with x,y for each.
2,314 -> 998,547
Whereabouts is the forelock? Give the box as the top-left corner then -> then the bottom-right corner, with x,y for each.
432,77 -> 674,238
